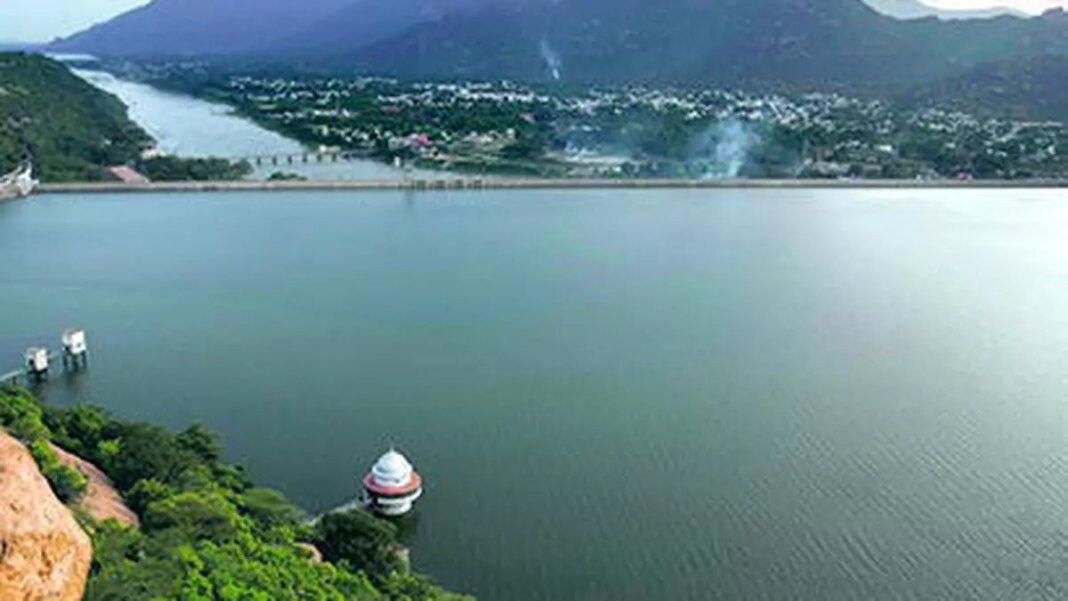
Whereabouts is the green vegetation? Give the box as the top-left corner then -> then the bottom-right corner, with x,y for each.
0,386 -> 470,601
0,53 -> 254,183
132,63 -> 1068,179
904,54 -> 1068,124
0,53 -> 150,181
267,171 -> 308,181
28,439 -> 88,503
136,156 -> 253,182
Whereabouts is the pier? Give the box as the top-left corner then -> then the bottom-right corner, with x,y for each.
1,330 -> 89,387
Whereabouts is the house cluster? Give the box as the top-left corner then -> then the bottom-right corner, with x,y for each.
206,72 -> 1068,178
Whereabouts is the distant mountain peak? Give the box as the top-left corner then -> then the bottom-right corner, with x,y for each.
862,0 -> 1028,20
46,0 -> 1068,107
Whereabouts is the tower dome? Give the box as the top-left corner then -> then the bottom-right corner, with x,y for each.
372,450 -> 413,488
363,448 -> 423,516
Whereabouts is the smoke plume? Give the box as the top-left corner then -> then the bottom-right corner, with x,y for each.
691,119 -> 760,178
539,38 -> 562,81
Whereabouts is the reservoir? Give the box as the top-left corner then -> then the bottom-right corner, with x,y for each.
2,189 -> 1068,600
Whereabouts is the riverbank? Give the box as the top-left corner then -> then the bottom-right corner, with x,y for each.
37,177 -> 1068,194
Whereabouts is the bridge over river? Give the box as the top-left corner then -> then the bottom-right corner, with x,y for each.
236,149 -> 372,168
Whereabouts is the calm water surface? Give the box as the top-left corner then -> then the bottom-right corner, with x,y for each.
1,189 -> 1067,600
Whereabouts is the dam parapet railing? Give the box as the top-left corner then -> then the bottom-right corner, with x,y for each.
37,177 -> 1068,195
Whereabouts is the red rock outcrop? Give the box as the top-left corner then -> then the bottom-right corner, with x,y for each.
50,443 -> 139,528
0,431 -> 91,601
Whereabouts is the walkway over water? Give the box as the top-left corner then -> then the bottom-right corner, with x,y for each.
38,178 -> 1068,195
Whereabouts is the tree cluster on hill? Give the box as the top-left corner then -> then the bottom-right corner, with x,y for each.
901,54 -> 1068,123
0,386 -> 471,601
0,53 -> 255,183
0,52 -> 150,181
136,156 -> 253,181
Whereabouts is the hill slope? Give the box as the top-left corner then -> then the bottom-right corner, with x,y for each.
48,0 -> 355,57
0,53 -> 149,181
344,0 -> 1068,87
47,0 -> 1068,94
862,0 -> 1026,20
904,54 -> 1068,121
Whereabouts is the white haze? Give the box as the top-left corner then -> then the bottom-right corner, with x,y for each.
691,119 -> 762,179
539,38 -> 563,81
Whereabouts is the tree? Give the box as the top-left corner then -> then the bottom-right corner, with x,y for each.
241,487 -> 303,530
143,492 -> 241,542
45,404 -> 109,456
315,510 -> 400,580
0,387 -> 51,441
125,478 -> 175,517
104,423 -> 194,491
28,440 -> 87,503
177,423 -> 222,464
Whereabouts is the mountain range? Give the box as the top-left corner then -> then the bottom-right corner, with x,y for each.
862,0 -> 1027,20
48,0 -> 1068,110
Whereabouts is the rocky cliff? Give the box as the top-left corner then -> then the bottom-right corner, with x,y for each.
0,431 -> 92,601
50,443 -> 139,528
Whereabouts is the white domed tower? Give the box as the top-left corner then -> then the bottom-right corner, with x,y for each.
363,448 -> 423,516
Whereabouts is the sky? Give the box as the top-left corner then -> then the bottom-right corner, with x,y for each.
1,0 -> 1066,43
3,0 -> 149,43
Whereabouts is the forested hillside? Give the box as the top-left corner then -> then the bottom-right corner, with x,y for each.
49,0 -> 1068,90
0,53 -> 149,181
0,387 -> 471,600
903,54 -> 1068,122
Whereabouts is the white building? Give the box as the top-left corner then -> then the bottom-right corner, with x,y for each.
362,449 -> 423,517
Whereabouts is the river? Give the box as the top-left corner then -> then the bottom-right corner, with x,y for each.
73,69 -> 442,181
2,188 -> 1068,600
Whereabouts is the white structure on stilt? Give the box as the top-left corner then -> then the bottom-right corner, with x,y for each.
24,347 -> 49,377
362,448 -> 423,516
62,329 -> 89,368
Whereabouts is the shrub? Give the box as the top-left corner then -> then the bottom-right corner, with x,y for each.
315,510 -> 400,580
45,404 -> 109,456
125,478 -> 175,517
29,439 -> 87,503
176,423 -> 221,464
0,387 -> 51,441
103,422 -> 194,490
241,487 -> 303,530
143,491 -> 241,542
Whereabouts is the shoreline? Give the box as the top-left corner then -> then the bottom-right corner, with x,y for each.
37,178 -> 1068,194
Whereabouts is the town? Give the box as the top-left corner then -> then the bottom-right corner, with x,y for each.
119,62 -> 1068,180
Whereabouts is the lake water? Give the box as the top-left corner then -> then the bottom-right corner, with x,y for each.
2,189 -> 1068,600
74,69 -> 440,181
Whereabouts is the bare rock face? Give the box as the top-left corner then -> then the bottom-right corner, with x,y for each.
0,432 -> 91,601
50,443 -> 139,528
295,542 -> 324,564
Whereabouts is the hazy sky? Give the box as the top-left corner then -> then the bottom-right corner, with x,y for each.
3,0 -> 1067,42
4,0 -> 149,43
